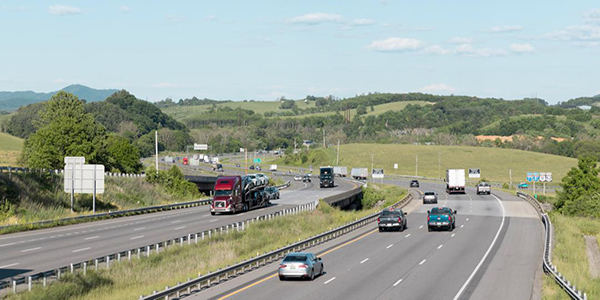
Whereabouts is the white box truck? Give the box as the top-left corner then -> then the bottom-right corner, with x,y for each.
446,169 -> 466,194
270,164 -> 278,171
333,166 -> 348,177
351,168 -> 369,180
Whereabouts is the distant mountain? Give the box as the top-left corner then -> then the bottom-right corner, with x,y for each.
0,84 -> 119,111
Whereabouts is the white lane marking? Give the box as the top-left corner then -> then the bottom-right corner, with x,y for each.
21,247 -> 41,253
84,236 -> 99,240
0,243 -> 15,248
360,258 -> 369,264
437,244 -> 443,249
453,194 -> 506,300
171,220 -> 182,224
419,225 -> 424,229
72,247 -> 91,253
460,225 -> 464,228
451,233 -> 456,237
0,263 -> 19,269
466,218 -> 469,221
393,278 -> 403,287
419,259 -> 426,265
202,214 -> 211,217
131,235 -> 144,240
405,234 -> 411,238
324,277 -> 336,284
209,219 -> 218,223
133,227 -> 145,231
386,244 -> 394,249
174,226 -> 186,230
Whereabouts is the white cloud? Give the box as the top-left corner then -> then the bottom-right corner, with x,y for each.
49,4 -> 81,16
166,15 -> 186,22
584,9 -> 600,24
287,13 -> 343,24
366,37 -> 423,51
509,43 -> 535,53
351,18 -> 375,26
423,45 -> 450,55
543,25 -> 600,41
454,44 -> 507,57
120,6 -> 130,13
420,83 -> 455,93
487,25 -> 523,33
449,37 -> 473,44
206,15 -> 217,21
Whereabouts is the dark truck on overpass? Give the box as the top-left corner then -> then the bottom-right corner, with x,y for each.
211,175 -> 270,215
319,167 -> 334,188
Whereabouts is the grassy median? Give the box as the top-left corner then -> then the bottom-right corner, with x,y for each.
543,213 -> 600,300
8,185 -> 406,300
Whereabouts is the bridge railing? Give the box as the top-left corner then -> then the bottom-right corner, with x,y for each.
516,191 -> 587,300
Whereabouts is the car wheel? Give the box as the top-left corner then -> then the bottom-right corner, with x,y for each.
279,275 -> 285,281
400,224 -> 404,232
378,228 -> 383,232
310,269 -> 315,281
320,264 -> 324,276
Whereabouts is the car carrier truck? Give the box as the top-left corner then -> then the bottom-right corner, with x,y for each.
210,175 -> 270,215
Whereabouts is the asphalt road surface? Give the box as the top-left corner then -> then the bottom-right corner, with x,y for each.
0,179 -> 357,281
195,180 -> 543,300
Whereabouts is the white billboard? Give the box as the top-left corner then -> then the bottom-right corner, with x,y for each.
372,168 -> 385,179
64,164 -> 105,194
468,168 -> 481,178
194,143 -> 208,150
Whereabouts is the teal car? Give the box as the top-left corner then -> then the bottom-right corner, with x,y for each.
518,182 -> 529,189
427,207 -> 456,232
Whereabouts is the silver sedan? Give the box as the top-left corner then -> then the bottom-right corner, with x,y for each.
278,252 -> 324,281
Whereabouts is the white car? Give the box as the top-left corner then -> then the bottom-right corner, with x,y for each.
294,175 -> 302,181
255,174 -> 269,185
246,174 -> 259,187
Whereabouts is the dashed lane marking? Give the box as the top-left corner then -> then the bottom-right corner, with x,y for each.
21,247 -> 41,253
72,247 -> 91,253
131,235 -> 144,240
437,244 -> 443,249
324,277 -> 336,284
84,236 -> 99,240
360,258 -> 369,264
419,259 -> 427,265
0,263 -> 19,269
393,278 -> 403,287
386,244 -> 394,249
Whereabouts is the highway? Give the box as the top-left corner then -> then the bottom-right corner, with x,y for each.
0,178 -> 357,281
195,180 -> 544,300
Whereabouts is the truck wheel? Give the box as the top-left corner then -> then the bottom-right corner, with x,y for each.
211,212 -> 215,216
428,227 -> 432,232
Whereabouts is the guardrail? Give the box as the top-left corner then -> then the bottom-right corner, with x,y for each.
138,191 -> 413,300
516,192 -> 587,300
0,180 -> 290,295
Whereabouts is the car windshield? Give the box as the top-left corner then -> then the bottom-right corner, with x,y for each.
411,180 -> 418,183
283,255 -> 308,262
430,208 -> 451,215
381,210 -> 401,216
479,183 -> 489,186
215,190 -> 232,196
424,192 -> 435,196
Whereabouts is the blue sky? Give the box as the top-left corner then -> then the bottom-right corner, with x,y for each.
0,1 -> 599,103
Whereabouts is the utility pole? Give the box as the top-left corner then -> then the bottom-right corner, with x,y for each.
438,152 -> 441,180
155,130 -> 159,174
244,148 -> 248,175
322,128 -> 326,148
415,155 -> 418,177
336,140 -> 340,165
371,154 -> 374,184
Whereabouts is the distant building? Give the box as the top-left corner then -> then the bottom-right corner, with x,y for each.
302,140 -> 313,146
578,105 -> 592,110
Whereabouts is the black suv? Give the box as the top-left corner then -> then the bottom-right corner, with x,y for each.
302,175 -> 311,183
410,180 -> 420,188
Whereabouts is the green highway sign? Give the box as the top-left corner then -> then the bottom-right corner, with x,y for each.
253,158 -> 262,163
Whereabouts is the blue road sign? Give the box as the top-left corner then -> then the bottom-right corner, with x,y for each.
526,172 -> 533,182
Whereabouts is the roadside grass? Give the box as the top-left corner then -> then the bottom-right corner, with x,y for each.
0,173 -> 201,229
8,185 -> 406,300
543,213 -> 600,300
272,144 -> 577,183
0,150 -> 21,166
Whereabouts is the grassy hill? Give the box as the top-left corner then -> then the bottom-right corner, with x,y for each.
274,143 -> 577,183
0,132 -> 24,166
281,101 -> 429,119
162,100 -> 317,121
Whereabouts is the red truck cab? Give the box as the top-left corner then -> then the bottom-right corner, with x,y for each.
183,157 -> 189,165
211,176 -> 242,215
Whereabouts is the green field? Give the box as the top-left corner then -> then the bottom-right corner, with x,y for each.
274,143 -> 578,183
281,101 -> 429,119
162,100 -> 317,121
0,132 -> 23,151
